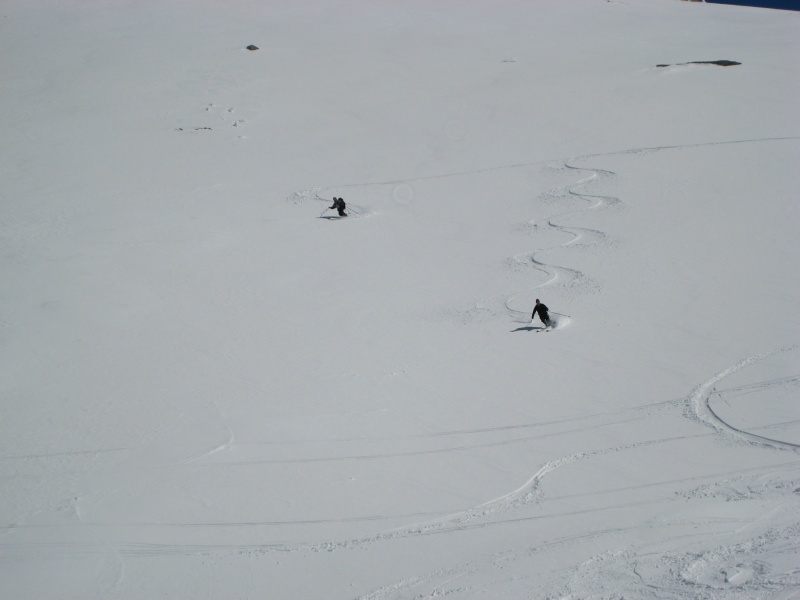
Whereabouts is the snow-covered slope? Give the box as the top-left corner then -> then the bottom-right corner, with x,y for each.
2,0 -> 799,598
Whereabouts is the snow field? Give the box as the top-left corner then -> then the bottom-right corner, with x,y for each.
2,0 -> 799,598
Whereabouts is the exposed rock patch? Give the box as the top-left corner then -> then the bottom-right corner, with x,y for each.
657,60 -> 741,67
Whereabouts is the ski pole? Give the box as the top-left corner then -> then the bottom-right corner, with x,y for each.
552,311 -> 571,318
319,206 -> 330,217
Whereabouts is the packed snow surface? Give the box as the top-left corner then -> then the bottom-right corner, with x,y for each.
2,0 -> 799,598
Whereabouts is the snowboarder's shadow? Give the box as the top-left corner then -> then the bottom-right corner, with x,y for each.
511,325 -> 546,332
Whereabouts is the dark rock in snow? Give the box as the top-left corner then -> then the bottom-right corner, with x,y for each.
246,45 -> 259,51
657,60 -> 741,67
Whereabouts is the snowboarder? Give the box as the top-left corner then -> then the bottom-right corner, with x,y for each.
531,299 -> 552,327
329,197 -> 347,217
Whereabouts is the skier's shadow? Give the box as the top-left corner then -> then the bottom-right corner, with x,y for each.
511,325 -> 545,332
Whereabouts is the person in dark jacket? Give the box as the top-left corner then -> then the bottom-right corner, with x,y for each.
329,197 -> 347,217
531,299 -> 551,327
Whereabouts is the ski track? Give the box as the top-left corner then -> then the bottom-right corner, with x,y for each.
280,139 -> 800,598
504,154 -> 618,315
6,138 -> 798,596
353,522 -> 799,600
81,506 -> 126,600
186,414 -> 649,467
177,399 -> 235,465
288,137 -> 800,326
3,357 -> 798,600
12,359 -> 794,565
285,137 -> 800,208
353,353 -> 800,599
684,346 -> 800,452
137,371 -> 787,472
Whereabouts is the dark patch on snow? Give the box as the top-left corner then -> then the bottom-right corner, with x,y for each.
246,45 -> 259,51
657,60 -> 741,67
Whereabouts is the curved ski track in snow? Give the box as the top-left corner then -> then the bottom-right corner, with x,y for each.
502,136 -> 800,324
189,137 -> 800,595
68,355 -> 796,567
23,138 -> 790,593
505,156 -> 618,321
285,136 -> 800,207
288,136 -> 800,329
5,141 -> 797,600
685,345 -> 800,451
6,140 -> 797,566
354,351 -> 800,599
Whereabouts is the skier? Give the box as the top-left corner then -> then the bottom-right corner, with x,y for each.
329,197 -> 347,217
531,299 -> 552,328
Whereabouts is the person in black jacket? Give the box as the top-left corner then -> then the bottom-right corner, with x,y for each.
329,197 -> 347,217
531,299 -> 551,327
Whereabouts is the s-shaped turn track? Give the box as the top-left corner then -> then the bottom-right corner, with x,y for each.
17,139 -> 794,598
283,138 -> 800,596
